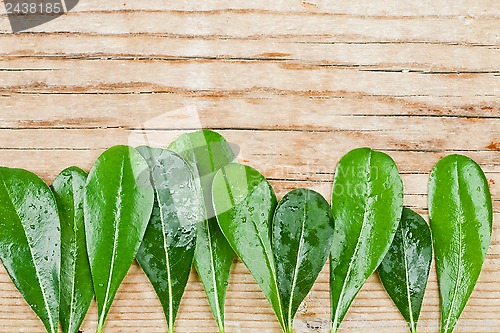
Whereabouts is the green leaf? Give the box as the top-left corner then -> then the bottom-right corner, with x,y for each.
428,154 -> 492,333
330,147 -> 403,333
212,163 -> 287,331
135,147 -> 203,333
169,130 -> 236,332
84,145 -> 154,333
273,188 -> 335,332
0,167 -> 60,333
52,167 -> 94,333
378,208 -> 432,333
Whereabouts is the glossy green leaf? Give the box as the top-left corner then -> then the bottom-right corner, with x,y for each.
169,130 -> 236,332
273,188 -> 335,332
428,154 -> 492,333
0,167 -> 60,333
212,163 -> 287,331
135,147 -> 203,333
378,208 -> 432,333
85,145 -> 154,333
330,147 -> 403,333
52,167 -> 94,333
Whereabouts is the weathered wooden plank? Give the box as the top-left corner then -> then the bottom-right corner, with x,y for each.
0,127 -> 497,156
0,35 -> 498,72
1,95 -> 498,128
0,12 -> 498,45
1,0 -> 497,17
0,60 -> 497,99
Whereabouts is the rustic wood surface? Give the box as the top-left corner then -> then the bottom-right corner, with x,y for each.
0,1 -> 498,332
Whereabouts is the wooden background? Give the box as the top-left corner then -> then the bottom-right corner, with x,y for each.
0,1 -> 498,332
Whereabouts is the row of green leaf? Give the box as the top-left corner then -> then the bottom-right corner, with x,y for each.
0,130 -> 492,333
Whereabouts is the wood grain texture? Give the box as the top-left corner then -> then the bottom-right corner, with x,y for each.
0,1 -> 498,332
